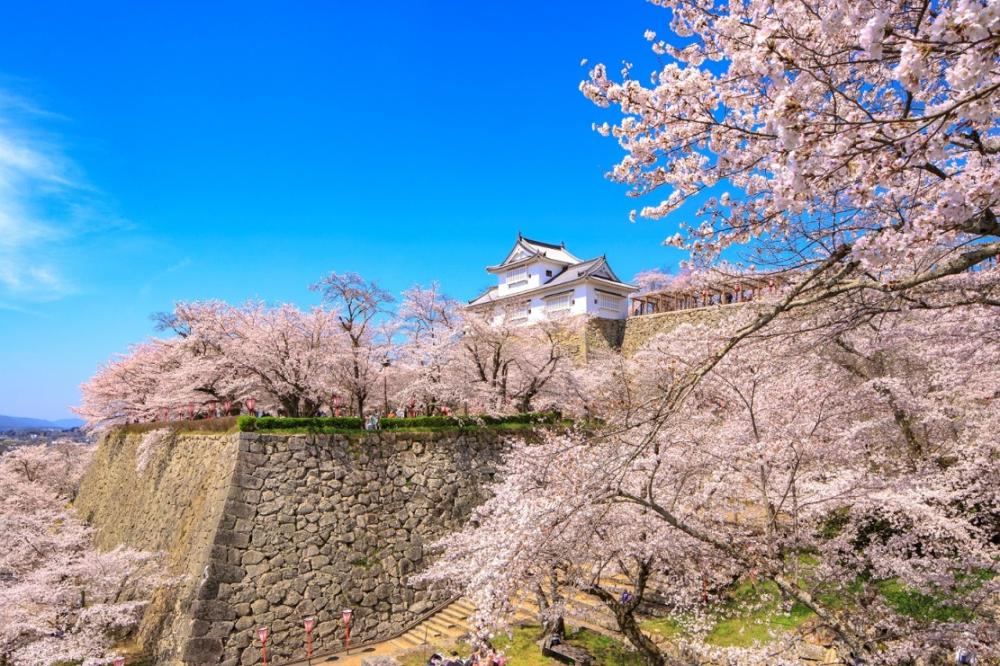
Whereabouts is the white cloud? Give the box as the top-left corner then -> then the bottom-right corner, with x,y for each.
0,91 -> 121,302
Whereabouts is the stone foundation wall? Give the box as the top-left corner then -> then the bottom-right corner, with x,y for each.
553,307 -> 746,360
582,318 -> 626,359
75,429 -> 241,661
75,428 -> 507,666
619,303 -> 748,356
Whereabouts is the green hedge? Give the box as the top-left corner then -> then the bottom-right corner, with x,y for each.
237,411 -> 562,432
238,415 -> 364,431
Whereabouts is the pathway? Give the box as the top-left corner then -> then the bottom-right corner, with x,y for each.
308,590 -> 613,665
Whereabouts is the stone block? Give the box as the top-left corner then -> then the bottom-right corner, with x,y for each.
183,637 -> 224,663
242,550 -> 266,565
191,600 -> 235,621
225,499 -> 257,520
196,574 -> 220,600
188,618 -> 212,637
213,563 -> 247,583
216,529 -> 251,548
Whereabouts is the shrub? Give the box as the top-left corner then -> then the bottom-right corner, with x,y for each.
236,411 -> 563,432
238,415 -> 364,431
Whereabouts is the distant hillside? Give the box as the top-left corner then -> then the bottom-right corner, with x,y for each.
0,414 -> 84,431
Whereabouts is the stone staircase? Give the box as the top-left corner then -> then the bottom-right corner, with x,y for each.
310,585 -> 840,665
381,588 -> 617,656
385,598 -> 478,652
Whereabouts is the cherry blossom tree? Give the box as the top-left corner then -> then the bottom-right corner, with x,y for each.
424,7 -> 1000,659
154,300 -> 349,417
583,0 -> 1000,367
633,268 -> 678,294
393,283 -> 463,414
79,300 -> 358,428
76,339 -> 188,429
450,312 -> 581,414
417,434 -> 727,665
640,307 -> 997,662
421,303 -> 1000,664
311,272 -> 395,416
0,444 -> 165,666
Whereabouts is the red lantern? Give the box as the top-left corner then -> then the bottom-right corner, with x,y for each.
206,401 -> 217,418
187,402 -> 195,419
245,397 -> 257,414
223,400 -> 233,415
304,617 -> 316,658
342,609 -> 353,651
257,626 -> 270,666
113,658 -> 125,666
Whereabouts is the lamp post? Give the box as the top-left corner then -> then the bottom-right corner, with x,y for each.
381,357 -> 391,418
341,609 -> 353,653
257,626 -> 270,666
304,617 -> 316,659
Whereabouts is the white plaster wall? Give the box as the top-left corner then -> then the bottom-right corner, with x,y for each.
490,283 -> 631,324
584,284 -> 630,320
494,259 -> 562,298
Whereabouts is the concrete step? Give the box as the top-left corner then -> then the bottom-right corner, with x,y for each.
434,606 -> 472,622
436,608 -> 471,624
395,632 -> 427,647
422,619 -> 464,637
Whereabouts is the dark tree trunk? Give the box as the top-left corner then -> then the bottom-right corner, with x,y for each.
584,559 -> 667,666
612,607 -> 665,666
534,579 -> 566,640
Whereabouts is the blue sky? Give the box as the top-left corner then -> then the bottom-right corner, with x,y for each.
0,0 -> 689,420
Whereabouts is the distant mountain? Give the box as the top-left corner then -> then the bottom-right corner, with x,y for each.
51,418 -> 85,429
0,414 -> 84,431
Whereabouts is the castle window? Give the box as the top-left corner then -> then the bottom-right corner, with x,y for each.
505,266 -> 528,287
597,292 -> 624,312
545,292 -> 573,315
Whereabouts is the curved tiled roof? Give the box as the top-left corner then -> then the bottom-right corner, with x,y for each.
469,254 -> 635,306
487,235 -> 582,271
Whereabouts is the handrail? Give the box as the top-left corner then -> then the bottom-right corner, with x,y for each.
274,594 -> 462,666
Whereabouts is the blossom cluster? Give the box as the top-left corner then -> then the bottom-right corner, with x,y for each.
76,280 -> 584,429
0,444 -> 165,666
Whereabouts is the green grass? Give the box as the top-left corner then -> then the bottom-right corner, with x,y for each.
707,600 -> 814,647
642,580 -> 815,649
874,579 -> 974,623
569,628 -> 645,665
245,422 -> 561,435
641,569 -> 993,650
639,616 -> 684,640
237,412 -> 566,433
119,412 -> 571,436
398,625 -> 642,666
